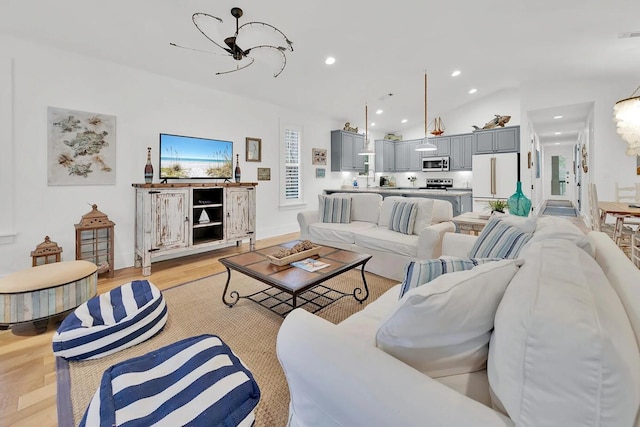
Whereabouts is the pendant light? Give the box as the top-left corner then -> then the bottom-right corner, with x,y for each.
415,71 -> 438,152
613,85 -> 640,156
358,103 -> 376,155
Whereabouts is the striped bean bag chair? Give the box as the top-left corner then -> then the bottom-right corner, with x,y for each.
80,334 -> 261,427
52,280 -> 167,360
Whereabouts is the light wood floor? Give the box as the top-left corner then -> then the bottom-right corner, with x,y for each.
0,232 -> 298,427
0,213 -> 592,426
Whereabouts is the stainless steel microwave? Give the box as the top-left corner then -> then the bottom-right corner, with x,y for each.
422,156 -> 449,171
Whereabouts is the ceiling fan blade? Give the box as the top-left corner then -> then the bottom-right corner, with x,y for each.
192,13 -> 229,53
244,44 -> 287,77
215,56 -> 255,76
169,42 -> 232,57
238,21 -> 293,52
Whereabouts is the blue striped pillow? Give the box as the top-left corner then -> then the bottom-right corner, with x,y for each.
389,201 -> 418,234
318,195 -> 351,223
79,334 -> 260,427
52,280 -> 168,360
399,257 -> 501,298
469,216 -> 533,259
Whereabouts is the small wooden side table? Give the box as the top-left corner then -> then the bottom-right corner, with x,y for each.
451,212 -> 490,235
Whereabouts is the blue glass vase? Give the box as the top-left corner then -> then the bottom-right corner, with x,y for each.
508,181 -> 531,216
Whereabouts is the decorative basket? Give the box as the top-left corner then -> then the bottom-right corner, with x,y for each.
267,246 -> 322,266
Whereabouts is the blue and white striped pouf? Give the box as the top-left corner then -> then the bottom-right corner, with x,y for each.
52,280 -> 168,360
79,334 -> 261,427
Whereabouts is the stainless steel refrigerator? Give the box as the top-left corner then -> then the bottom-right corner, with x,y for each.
472,152 -> 518,213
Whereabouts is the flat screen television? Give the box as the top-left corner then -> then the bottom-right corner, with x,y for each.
159,133 -> 233,180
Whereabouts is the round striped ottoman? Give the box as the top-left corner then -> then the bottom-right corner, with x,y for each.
79,334 -> 260,427
52,280 -> 168,360
0,260 -> 97,332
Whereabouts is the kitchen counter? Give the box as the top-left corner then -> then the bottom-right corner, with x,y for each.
324,188 -> 472,215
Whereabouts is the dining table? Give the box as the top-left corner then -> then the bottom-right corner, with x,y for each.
598,201 -> 640,244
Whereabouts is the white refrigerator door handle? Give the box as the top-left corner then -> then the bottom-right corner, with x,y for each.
490,157 -> 496,195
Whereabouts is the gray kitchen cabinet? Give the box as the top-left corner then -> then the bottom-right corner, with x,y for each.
450,133 -> 473,170
422,136 -> 451,157
394,139 -> 425,171
407,139 -> 423,171
394,141 -> 410,171
375,139 -> 395,172
472,126 -> 520,154
331,130 -> 366,172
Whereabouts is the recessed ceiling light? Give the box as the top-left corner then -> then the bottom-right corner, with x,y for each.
370,122 -> 376,126
451,70 -> 461,77
469,88 -> 477,94
553,115 -> 563,119
325,57 -> 336,65
376,109 -> 383,115
555,143 -> 560,145
554,131 -> 562,135
401,119 -> 408,123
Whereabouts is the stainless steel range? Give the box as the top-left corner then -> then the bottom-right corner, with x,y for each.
421,178 -> 453,190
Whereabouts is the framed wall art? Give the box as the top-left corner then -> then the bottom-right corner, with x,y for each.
257,167 -> 271,180
47,107 -> 116,185
246,137 -> 262,162
315,168 -> 326,178
312,148 -> 327,165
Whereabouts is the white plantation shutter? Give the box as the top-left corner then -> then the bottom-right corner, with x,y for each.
285,128 -> 300,199
280,124 -> 304,206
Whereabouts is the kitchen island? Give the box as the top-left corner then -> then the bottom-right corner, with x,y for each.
324,187 -> 472,216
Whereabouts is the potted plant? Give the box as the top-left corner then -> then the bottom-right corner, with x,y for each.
488,199 -> 509,214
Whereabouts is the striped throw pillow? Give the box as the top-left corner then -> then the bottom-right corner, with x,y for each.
469,216 -> 533,259
399,257 -> 501,298
389,201 -> 418,234
52,280 -> 168,360
318,195 -> 351,223
79,334 -> 261,427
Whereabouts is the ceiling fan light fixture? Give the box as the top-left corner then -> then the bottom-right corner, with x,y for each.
613,85 -> 640,156
172,7 -> 294,78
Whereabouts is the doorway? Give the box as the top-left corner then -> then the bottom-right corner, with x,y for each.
544,145 -> 576,203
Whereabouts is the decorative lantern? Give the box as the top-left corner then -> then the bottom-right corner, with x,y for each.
30,236 -> 63,266
75,204 -> 115,277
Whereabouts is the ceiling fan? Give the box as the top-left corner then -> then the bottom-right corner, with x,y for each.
170,7 -> 294,78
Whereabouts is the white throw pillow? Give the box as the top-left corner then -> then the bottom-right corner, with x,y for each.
488,239 -> 640,427
376,259 -> 523,378
527,216 -> 594,257
411,198 -> 435,234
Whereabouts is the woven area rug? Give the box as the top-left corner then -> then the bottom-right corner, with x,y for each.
542,205 -> 578,217
56,269 -> 397,426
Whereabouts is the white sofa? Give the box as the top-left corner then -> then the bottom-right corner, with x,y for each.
297,193 -> 455,281
277,217 -> 640,427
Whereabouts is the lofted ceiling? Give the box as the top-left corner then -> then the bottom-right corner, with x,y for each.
0,0 -> 639,139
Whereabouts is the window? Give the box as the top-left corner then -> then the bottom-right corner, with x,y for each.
280,124 -> 303,206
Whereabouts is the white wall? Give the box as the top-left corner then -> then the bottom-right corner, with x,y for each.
0,35 -> 342,275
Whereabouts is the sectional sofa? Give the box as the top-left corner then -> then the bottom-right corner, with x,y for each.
278,216 -> 640,427
297,193 -> 455,281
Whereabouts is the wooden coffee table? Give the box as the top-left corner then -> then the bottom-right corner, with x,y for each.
219,241 -> 372,316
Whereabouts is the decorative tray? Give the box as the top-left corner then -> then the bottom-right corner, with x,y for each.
266,245 -> 322,266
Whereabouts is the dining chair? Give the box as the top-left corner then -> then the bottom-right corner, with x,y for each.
614,182 -> 640,231
590,183 -> 634,251
615,182 -> 640,203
